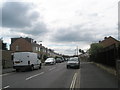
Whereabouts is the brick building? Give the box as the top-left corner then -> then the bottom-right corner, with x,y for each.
99,36 -> 120,48
10,37 -> 39,52
10,37 -> 43,58
0,39 -> 7,50
10,37 -> 61,62
10,37 -> 59,61
2,50 -> 13,68
0,39 -> 13,68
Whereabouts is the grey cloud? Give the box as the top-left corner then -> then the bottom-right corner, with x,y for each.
24,23 -> 48,36
11,22 -> 48,36
2,2 -> 39,28
0,7 -> 2,26
52,26 -> 99,43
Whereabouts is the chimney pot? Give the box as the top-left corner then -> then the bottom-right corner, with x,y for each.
104,37 -> 107,39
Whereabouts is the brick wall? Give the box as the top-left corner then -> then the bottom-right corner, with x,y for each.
10,38 -> 32,52
2,50 -> 13,68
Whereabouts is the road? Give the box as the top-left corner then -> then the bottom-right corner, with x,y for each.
2,61 -> 119,89
2,62 -> 80,89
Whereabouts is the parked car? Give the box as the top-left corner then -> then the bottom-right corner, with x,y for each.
45,58 -> 56,65
64,57 -> 70,61
61,57 -> 65,62
55,57 -> 62,63
66,57 -> 80,69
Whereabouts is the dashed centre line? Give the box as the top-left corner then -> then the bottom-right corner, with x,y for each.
2,85 -> 10,89
49,67 -> 56,71
26,72 -> 44,80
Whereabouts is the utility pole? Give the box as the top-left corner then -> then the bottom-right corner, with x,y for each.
76,46 -> 78,56
75,49 -> 76,55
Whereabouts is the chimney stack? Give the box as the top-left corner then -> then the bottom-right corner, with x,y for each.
104,37 -> 107,40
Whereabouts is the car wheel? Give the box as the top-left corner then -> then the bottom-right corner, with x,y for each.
16,69 -> 19,72
31,65 -> 34,71
77,66 -> 80,69
67,65 -> 69,69
39,64 -> 41,69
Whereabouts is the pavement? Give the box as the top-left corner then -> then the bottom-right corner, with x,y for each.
92,62 -> 117,76
80,62 -> 118,88
2,68 -> 15,74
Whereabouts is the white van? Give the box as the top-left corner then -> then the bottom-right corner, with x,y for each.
13,52 -> 42,71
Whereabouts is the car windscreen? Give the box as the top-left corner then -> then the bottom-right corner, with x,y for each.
56,58 -> 61,60
69,58 -> 78,61
46,58 -> 53,61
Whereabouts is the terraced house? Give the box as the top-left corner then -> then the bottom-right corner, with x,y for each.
10,37 -> 60,62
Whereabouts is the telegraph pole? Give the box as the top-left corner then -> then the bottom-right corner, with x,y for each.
77,46 -> 78,56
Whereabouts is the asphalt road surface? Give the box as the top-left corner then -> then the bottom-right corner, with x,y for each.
80,62 -> 118,88
2,62 -> 80,89
2,61 -> 118,89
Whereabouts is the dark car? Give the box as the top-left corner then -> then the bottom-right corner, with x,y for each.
66,57 -> 80,69
55,57 -> 62,63
61,57 -> 65,62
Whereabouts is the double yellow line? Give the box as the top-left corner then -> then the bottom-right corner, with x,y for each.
70,73 -> 78,90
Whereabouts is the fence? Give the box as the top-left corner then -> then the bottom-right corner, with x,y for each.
90,44 -> 120,68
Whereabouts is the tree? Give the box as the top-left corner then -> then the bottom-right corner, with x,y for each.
79,49 -> 85,54
81,50 -> 85,54
79,49 -> 82,53
89,43 -> 103,55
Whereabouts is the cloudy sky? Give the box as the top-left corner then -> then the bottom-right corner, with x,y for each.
0,0 -> 119,55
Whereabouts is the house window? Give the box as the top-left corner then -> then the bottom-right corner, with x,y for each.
36,47 -> 38,51
39,48 -> 41,51
16,45 -> 19,51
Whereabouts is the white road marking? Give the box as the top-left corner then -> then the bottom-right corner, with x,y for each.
70,73 -> 77,90
26,72 -> 44,80
3,85 -> 10,89
49,67 -> 56,71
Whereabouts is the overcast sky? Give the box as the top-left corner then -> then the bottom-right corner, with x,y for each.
0,0 -> 119,55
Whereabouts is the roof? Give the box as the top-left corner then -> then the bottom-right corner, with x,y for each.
99,36 -> 120,48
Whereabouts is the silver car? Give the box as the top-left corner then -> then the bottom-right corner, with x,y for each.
45,58 -> 56,65
66,57 -> 80,69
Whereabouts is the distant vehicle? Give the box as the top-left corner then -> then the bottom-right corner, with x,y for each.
66,57 -> 70,61
13,52 -> 42,72
61,57 -> 65,62
45,58 -> 56,65
55,57 -> 62,63
66,57 -> 80,69
64,57 -> 70,61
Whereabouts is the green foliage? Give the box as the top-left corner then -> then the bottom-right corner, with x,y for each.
79,49 -> 85,54
79,49 -> 82,53
43,54 -> 48,60
89,43 -> 103,55
81,50 -> 85,54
